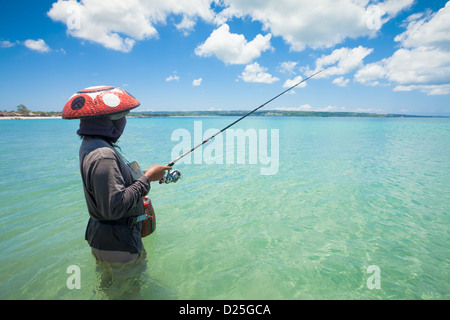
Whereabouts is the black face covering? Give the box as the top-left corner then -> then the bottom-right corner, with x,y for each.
77,116 -> 127,143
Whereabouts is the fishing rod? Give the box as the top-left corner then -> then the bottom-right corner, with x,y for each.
159,66 -> 331,184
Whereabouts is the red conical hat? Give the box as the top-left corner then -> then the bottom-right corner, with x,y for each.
62,86 -> 140,119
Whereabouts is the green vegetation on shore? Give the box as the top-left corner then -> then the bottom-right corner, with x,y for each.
0,105 -> 61,117
1,104 -> 441,118
129,110 -> 430,118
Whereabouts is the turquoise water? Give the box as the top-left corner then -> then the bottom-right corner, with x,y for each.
0,117 -> 449,299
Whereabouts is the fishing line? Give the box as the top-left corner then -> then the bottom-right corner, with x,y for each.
160,66 -> 331,183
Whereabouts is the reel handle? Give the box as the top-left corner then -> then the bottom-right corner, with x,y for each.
159,168 -> 182,184
159,162 -> 175,184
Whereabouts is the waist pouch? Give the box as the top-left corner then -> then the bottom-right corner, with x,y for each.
141,197 -> 156,237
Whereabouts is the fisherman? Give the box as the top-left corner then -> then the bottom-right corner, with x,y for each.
62,86 -> 171,264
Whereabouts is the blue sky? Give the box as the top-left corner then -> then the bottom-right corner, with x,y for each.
1,0 -> 449,115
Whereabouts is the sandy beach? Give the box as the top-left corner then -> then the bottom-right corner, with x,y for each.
0,116 -> 62,120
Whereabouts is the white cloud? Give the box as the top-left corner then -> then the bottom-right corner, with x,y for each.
354,62 -> 387,86
354,107 -> 383,113
239,62 -> 279,84
355,2 -> 450,95
23,39 -> 51,53
393,84 -> 450,95
46,0 -> 414,54
394,3 -> 450,49
377,0 -> 416,17
0,40 -> 16,48
47,0 -> 215,52
192,78 -> 203,86
175,16 -> 196,36
278,61 -> 297,74
332,76 -> 350,87
386,47 -> 450,86
309,46 -> 374,78
320,105 -> 344,112
282,75 -> 306,89
166,73 -> 180,82
356,48 -> 450,95
216,0 -> 413,51
48,0 -> 148,52
195,24 -> 272,65
275,104 -> 346,112
276,104 -> 312,111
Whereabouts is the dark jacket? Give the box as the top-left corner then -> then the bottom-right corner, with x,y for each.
79,136 -> 150,253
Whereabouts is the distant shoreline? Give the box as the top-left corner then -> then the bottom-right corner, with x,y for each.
128,110 -> 447,118
0,116 -> 62,120
1,110 -> 448,120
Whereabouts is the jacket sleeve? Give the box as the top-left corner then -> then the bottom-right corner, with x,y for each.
88,156 -> 150,221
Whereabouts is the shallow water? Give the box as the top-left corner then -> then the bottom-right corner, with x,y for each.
0,117 -> 449,299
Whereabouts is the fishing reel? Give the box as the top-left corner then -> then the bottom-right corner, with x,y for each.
159,169 -> 182,184
127,161 -> 181,184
